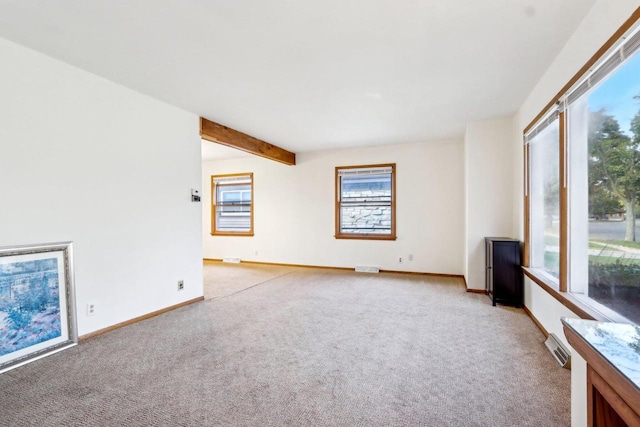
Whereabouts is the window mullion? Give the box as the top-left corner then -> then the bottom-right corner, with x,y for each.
559,109 -> 569,292
523,143 -> 531,267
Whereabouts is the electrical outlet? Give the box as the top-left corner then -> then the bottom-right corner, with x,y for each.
409,254 -> 414,262
87,302 -> 96,316
398,257 -> 403,264
178,280 -> 184,291
255,250 -> 258,256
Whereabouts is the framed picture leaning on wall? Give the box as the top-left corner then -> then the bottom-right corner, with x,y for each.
0,241 -> 77,374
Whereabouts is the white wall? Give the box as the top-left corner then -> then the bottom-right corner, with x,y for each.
523,277 -> 588,427
0,38 -> 203,336
203,140 -> 465,275
514,2 -> 640,426
464,117 -> 515,290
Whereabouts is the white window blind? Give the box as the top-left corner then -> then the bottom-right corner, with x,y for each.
337,166 -> 393,177
212,175 -> 252,185
525,109 -> 559,145
567,26 -> 640,105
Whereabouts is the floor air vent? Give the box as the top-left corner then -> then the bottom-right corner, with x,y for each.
355,265 -> 379,273
544,333 -> 571,369
222,257 -> 242,263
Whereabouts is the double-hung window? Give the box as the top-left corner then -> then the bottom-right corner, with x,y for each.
211,173 -> 253,236
335,164 -> 396,240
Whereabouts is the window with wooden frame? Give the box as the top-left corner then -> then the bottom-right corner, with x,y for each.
524,9 -> 640,325
335,164 -> 396,240
211,173 -> 254,236
525,111 -> 561,283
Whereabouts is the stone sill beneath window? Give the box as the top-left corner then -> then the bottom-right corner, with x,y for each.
522,267 -> 624,323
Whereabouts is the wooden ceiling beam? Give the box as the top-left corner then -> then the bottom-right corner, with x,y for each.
200,117 -> 296,166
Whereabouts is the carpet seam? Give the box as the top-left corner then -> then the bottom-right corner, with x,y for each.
210,271 -> 297,301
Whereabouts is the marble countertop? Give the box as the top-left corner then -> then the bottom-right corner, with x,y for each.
562,317 -> 640,389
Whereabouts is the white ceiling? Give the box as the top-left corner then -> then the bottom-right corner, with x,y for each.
0,0 -> 596,158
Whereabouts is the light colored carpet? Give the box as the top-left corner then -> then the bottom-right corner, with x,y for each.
0,266 -> 570,426
203,260 -> 302,300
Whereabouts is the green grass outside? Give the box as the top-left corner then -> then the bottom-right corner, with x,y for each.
538,232 -> 640,273
588,255 -> 640,266
544,234 -> 559,247
543,251 -> 560,278
545,234 -> 640,251
541,254 -> 640,279
591,239 -> 640,250
546,250 -> 640,266
588,239 -> 640,266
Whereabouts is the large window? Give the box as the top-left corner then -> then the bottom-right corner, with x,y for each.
211,173 -> 253,236
335,164 -> 396,240
525,20 -> 640,325
568,47 -> 640,325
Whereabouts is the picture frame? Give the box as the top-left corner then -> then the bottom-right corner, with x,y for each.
0,242 -> 77,374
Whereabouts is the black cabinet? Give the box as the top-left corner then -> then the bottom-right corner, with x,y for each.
485,237 -> 522,307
